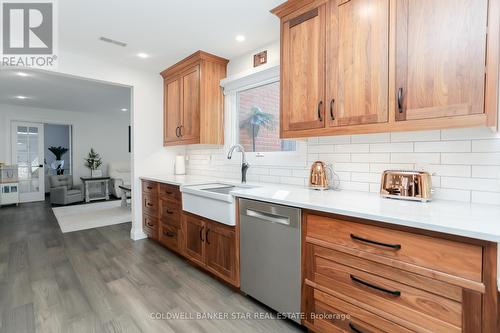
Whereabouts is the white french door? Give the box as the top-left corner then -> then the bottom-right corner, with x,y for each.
11,121 -> 45,202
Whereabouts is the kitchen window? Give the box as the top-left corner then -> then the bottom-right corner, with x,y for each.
237,81 -> 296,153
221,64 -> 306,167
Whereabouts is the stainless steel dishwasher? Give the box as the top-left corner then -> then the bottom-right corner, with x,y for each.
239,198 -> 301,323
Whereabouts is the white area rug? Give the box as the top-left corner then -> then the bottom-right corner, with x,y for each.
53,200 -> 131,233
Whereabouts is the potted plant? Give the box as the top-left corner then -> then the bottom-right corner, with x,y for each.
48,146 -> 68,175
84,148 -> 103,178
239,106 -> 275,152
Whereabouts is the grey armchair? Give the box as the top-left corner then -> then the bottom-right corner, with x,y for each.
49,175 -> 83,205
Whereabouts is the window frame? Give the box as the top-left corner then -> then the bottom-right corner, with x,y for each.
221,64 -> 307,167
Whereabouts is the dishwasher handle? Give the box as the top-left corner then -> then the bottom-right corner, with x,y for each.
244,209 -> 291,226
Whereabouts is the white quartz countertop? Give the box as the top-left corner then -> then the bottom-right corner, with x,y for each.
141,174 -> 500,290
141,174 -> 500,242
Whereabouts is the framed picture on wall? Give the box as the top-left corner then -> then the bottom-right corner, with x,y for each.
128,126 -> 131,153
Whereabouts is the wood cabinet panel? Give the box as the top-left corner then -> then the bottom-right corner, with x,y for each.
306,213 -> 483,282
141,180 -> 158,194
159,224 -> 180,253
159,183 -> 181,203
313,256 -> 462,333
395,0 -> 488,121
142,193 -> 159,216
179,65 -> 200,142
159,198 -> 181,228
205,221 -> 236,284
308,287 -> 414,333
327,0 -> 389,127
182,213 -> 205,266
282,5 -> 326,132
142,214 -> 158,240
163,77 -> 182,144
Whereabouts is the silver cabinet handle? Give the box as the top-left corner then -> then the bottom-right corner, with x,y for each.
245,209 -> 290,225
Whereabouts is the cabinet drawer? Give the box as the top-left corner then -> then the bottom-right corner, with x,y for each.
159,224 -> 180,253
142,193 -> 158,215
160,199 -> 181,228
313,254 -> 462,333
142,180 -> 158,194
306,213 -> 483,282
143,214 -> 158,240
310,288 -> 414,333
159,183 -> 181,202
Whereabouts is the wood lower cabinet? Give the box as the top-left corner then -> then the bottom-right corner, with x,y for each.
161,51 -> 228,146
182,213 -> 239,287
141,180 -> 239,287
302,211 -> 498,333
272,0 -> 499,138
183,213 -> 206,266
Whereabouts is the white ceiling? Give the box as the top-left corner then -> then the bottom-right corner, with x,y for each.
0,69 -> 131,113
59,0 -> 283,72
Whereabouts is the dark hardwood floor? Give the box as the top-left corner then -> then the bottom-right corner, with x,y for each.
0,200 -> 303,333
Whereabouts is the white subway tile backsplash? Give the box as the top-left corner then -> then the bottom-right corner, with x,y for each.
308,144 -> 334,153
391,130 -> 440,142
352,153 -> 390,163
441,177 -> 500,192
351,172 -> 380,183
187,129 -> 500,205
351,133 -> 390,143
391,153 -> 440,164
425,164 -> 471,177
335,144 -> 370,153
317,135 -> 350,144
369,142 -> 413,153
369,163 -> 415,173
471,166 -> 500,179
472,139 -> 500,152
441,127 -> 500,140
441,153 -> 500,165
472,191 -> 500,205
414,141 -> 471,153
433,188 -> 471,202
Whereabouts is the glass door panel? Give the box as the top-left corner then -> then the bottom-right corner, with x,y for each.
11,122 -> 44,202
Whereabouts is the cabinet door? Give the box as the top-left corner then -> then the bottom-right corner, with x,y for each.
327,0 -> 389,127
205,221 -> 236,284
282,5 -> 326,132
395,0 -> 488,121
179,65 -> 200,142
164,76 -> 182,144
182,214 -> 205,266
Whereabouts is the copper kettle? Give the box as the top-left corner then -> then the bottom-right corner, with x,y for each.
309,161 -> 330,190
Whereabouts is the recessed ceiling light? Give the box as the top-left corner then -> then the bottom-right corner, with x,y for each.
16,95 -> 28,99
235,35 -> 246,42
121,108 -> 128,112
17,72 -> 29,77
137,53 -> 149,59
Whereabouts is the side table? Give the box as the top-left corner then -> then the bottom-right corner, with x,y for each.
80,177 -> 111,203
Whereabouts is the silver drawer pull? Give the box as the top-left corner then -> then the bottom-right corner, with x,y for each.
245,209 -> 290,225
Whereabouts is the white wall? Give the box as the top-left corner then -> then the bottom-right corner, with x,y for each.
0,104 -> 130,185
2,49 -> 184,240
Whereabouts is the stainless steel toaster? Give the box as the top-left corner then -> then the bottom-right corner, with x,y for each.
380,170 -> 432,202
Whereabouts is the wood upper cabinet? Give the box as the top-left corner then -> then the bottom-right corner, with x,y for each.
179,65 -> 200,142
164,76 -> 182,144
327,0 -> 389,127
161,51 -> 228,146
281,4 -> 326,132
272,0 -> 499,137
395,0 -> 488,122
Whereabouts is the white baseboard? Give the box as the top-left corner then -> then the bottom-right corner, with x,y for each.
130,227 -> 147,241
